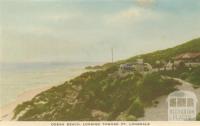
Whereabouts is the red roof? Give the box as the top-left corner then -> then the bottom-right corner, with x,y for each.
174,52 -> 200,60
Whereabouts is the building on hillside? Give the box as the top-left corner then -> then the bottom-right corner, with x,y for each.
119,59 -> 153,76
173,52 -> 200,68
174,52 -> 200,62
133,59 -> 145,72
119,63 -> 134,77
155,60 -> 168,71
174,60 -> 182,66
119,63 -> 134,73
134,59 -> 153,73
165,61 -> 174,71
144,63 -> 153,72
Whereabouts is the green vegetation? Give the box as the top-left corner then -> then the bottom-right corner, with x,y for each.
13,38 -> 200,121
13,66 -> 179,121
87,38 -> 200,69
197,113 -> 200,121
85,65 -> 103,70
126,38 -> 200,66
139,73 -> 178,104
159,66 -> 200,86
116,113 -> 137,121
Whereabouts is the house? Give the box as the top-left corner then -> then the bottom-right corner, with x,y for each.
174,60 -> 183,66
119,59 -> 153,76
119,63 -> 134,77
119,63 -> 134,73
133,59 -> 153,73
144,63 -> 153,72
173,52 -> 200,68
133,59 -> 144,73
165,61 -> 174,71
185,62 -> 200,68
155,60 -> 168,71
174,52 -> 200,62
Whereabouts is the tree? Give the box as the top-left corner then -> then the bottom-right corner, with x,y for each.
196,113 -> 200,121
128,97 -> 144,117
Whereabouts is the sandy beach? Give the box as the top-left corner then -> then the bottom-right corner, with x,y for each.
0,68 -> 88,121
0,85 -> 53,121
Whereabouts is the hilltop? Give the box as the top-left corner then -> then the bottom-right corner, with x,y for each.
126,38 -> 200,66
86,38 -> 200,69
13,38 -> 200,121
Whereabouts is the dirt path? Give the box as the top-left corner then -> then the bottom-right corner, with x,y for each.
138,78 -> 200,121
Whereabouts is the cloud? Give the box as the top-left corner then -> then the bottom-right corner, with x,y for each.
106,7 -> 160,25
42,11 -> 83,22
136,0 -> 156,7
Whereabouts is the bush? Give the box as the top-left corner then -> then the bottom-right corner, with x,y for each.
189,67 -> 200,85
116,113 -> 137,121
180,72 -> 189,80
128,98 -> 144,117
139,73 -> 177,104
197,113 -> 200,121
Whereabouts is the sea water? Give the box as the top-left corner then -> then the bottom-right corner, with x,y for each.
0,62 -> 98,107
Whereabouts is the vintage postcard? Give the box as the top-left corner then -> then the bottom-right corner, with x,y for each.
0,0 -> 200,126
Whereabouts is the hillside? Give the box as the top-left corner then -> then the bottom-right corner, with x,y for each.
87,38 -> 200,69
126,38 -> 200,66
13,38 -> 200,121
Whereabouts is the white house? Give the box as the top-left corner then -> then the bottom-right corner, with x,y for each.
165,61 -> 174,71
119,59 -> 153,76
119,63 -> 134,72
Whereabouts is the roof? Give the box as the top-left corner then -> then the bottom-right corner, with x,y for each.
120,63 -> 133,68
174,52 -> 200,60
167,90 -> 198,102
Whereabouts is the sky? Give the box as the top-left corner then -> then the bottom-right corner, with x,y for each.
0,0 -> 200,63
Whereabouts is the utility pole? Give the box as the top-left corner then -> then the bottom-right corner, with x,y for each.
111,48 -> 114,63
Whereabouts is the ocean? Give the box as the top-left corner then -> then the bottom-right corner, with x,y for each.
0,62 -> 98,107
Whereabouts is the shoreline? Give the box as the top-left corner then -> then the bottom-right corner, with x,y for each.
0,85 -> 53,121
0,68 -> 88,121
